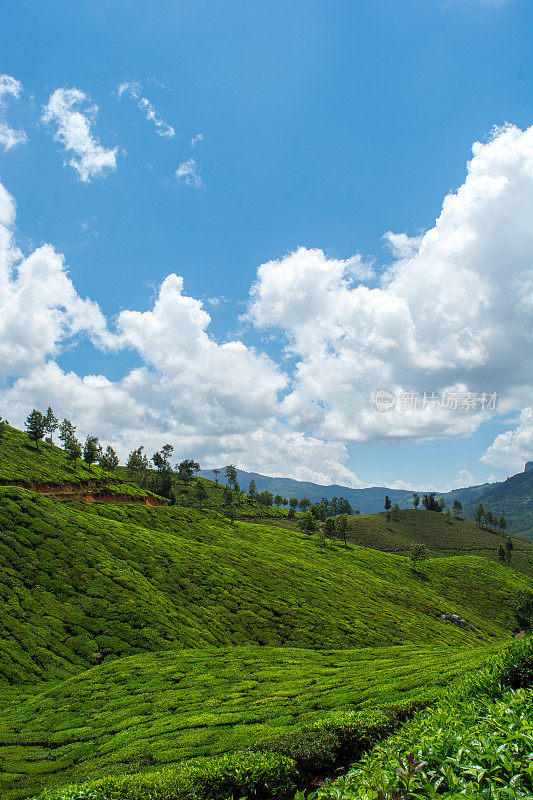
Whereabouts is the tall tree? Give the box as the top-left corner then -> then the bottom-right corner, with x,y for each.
298,497 -> 311,511
99,445 -> 119,475
25,409 -> 46,449
161,444 -> 174,467
126,446 -> 148,486
44,407 -> 58,444
323,517 -> 336,541
384,495 -> 392,511
288,497 -> 298,510
475,502 -> 485,526
336,514 -> 348,547
258,490 -> 273,507
298,510 -> 317,536
274,494 -> 283,506
452,499 -> 463,517
213,468 -> 220,483
412,492 -> 420,510
248,479 -> 257,499
83,436 -> 100,468
225,464 -> 238,489
65,437 -> 82,471
58,419 -> 76,449
152,451 -> 165,472
499,516 -> 507,532
178,459 -> 200,480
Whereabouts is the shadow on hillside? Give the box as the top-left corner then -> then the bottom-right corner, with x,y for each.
409,567 -> 430,582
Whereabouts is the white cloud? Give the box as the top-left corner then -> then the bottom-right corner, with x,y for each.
175,158 -> 204,188
246,124 -> 533,448
0,178 -> 360,484
0,182 -> 114,378
481,408 -> 533,473
0,74 -> 27,151
191,133 -> 204,147
42,88 -> 117,182
2,123 -> 533,486
117,82 -> 175,138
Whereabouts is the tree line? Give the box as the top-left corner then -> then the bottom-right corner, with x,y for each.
24,408 -> 119,474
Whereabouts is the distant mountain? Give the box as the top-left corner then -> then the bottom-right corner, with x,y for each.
463,463 -> 533,541
199,467 -> 494,515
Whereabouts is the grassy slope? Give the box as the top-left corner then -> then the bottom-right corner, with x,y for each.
343,508 -> 533,577
0,425 -> 108,485
1,426 -> 532,799
0,643 -> 500,800
463,467 -> 533,541
0,486 -> 531,686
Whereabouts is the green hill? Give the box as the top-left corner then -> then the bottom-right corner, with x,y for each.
463,464 -> 533,540
0,643 -> 499,799
0,424 -> 108,486
2,486 -> 529,686
341,507 -> 533,576
0,423 -> 532,800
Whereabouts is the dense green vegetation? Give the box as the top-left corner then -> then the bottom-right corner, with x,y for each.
3,485 -> 529,685
316,637 -> 533,800
0,644 -> 498,798
464,465 -> 533,541
343,507 -> 533,577
0,422 -> 532,800
29,638 -> 533,800
0,423 -> 109,485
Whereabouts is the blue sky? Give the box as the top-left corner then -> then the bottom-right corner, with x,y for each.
0,0 -> 532,489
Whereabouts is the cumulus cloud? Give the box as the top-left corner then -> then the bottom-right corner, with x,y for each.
0,74 -> 27,151
1,123 -> 533,485
191,133 -> 204,147
0,182 -> 114,378
175,158 -> 204,188
117,82 -> 175,138
0,178 -> 360,484
247,124 -> 533,446
42,88 -> 117,181
481,408 -> 533,473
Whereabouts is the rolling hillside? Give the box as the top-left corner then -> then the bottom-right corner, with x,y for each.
0,643 -> 499,799
0,423 -> 532,799
2,485 -> 529,686
341,507 -> 533,576
463,462 -> 533,541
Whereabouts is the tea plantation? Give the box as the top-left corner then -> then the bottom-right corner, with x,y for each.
0,423 -> 532,799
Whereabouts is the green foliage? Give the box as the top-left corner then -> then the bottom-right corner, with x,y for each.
34,751 -> 296,800
82,435 -> 100,467
25,409 -> 46,449
316,637 -> 533,800
342,507 -> 533,578
0,423 -> 108,485
0,644 -> 502,798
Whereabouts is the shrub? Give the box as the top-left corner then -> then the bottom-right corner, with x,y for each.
250,696 -> 437,782
35,751 -> 296,800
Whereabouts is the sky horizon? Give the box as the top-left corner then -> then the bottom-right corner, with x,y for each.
1,0 -> 532,491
